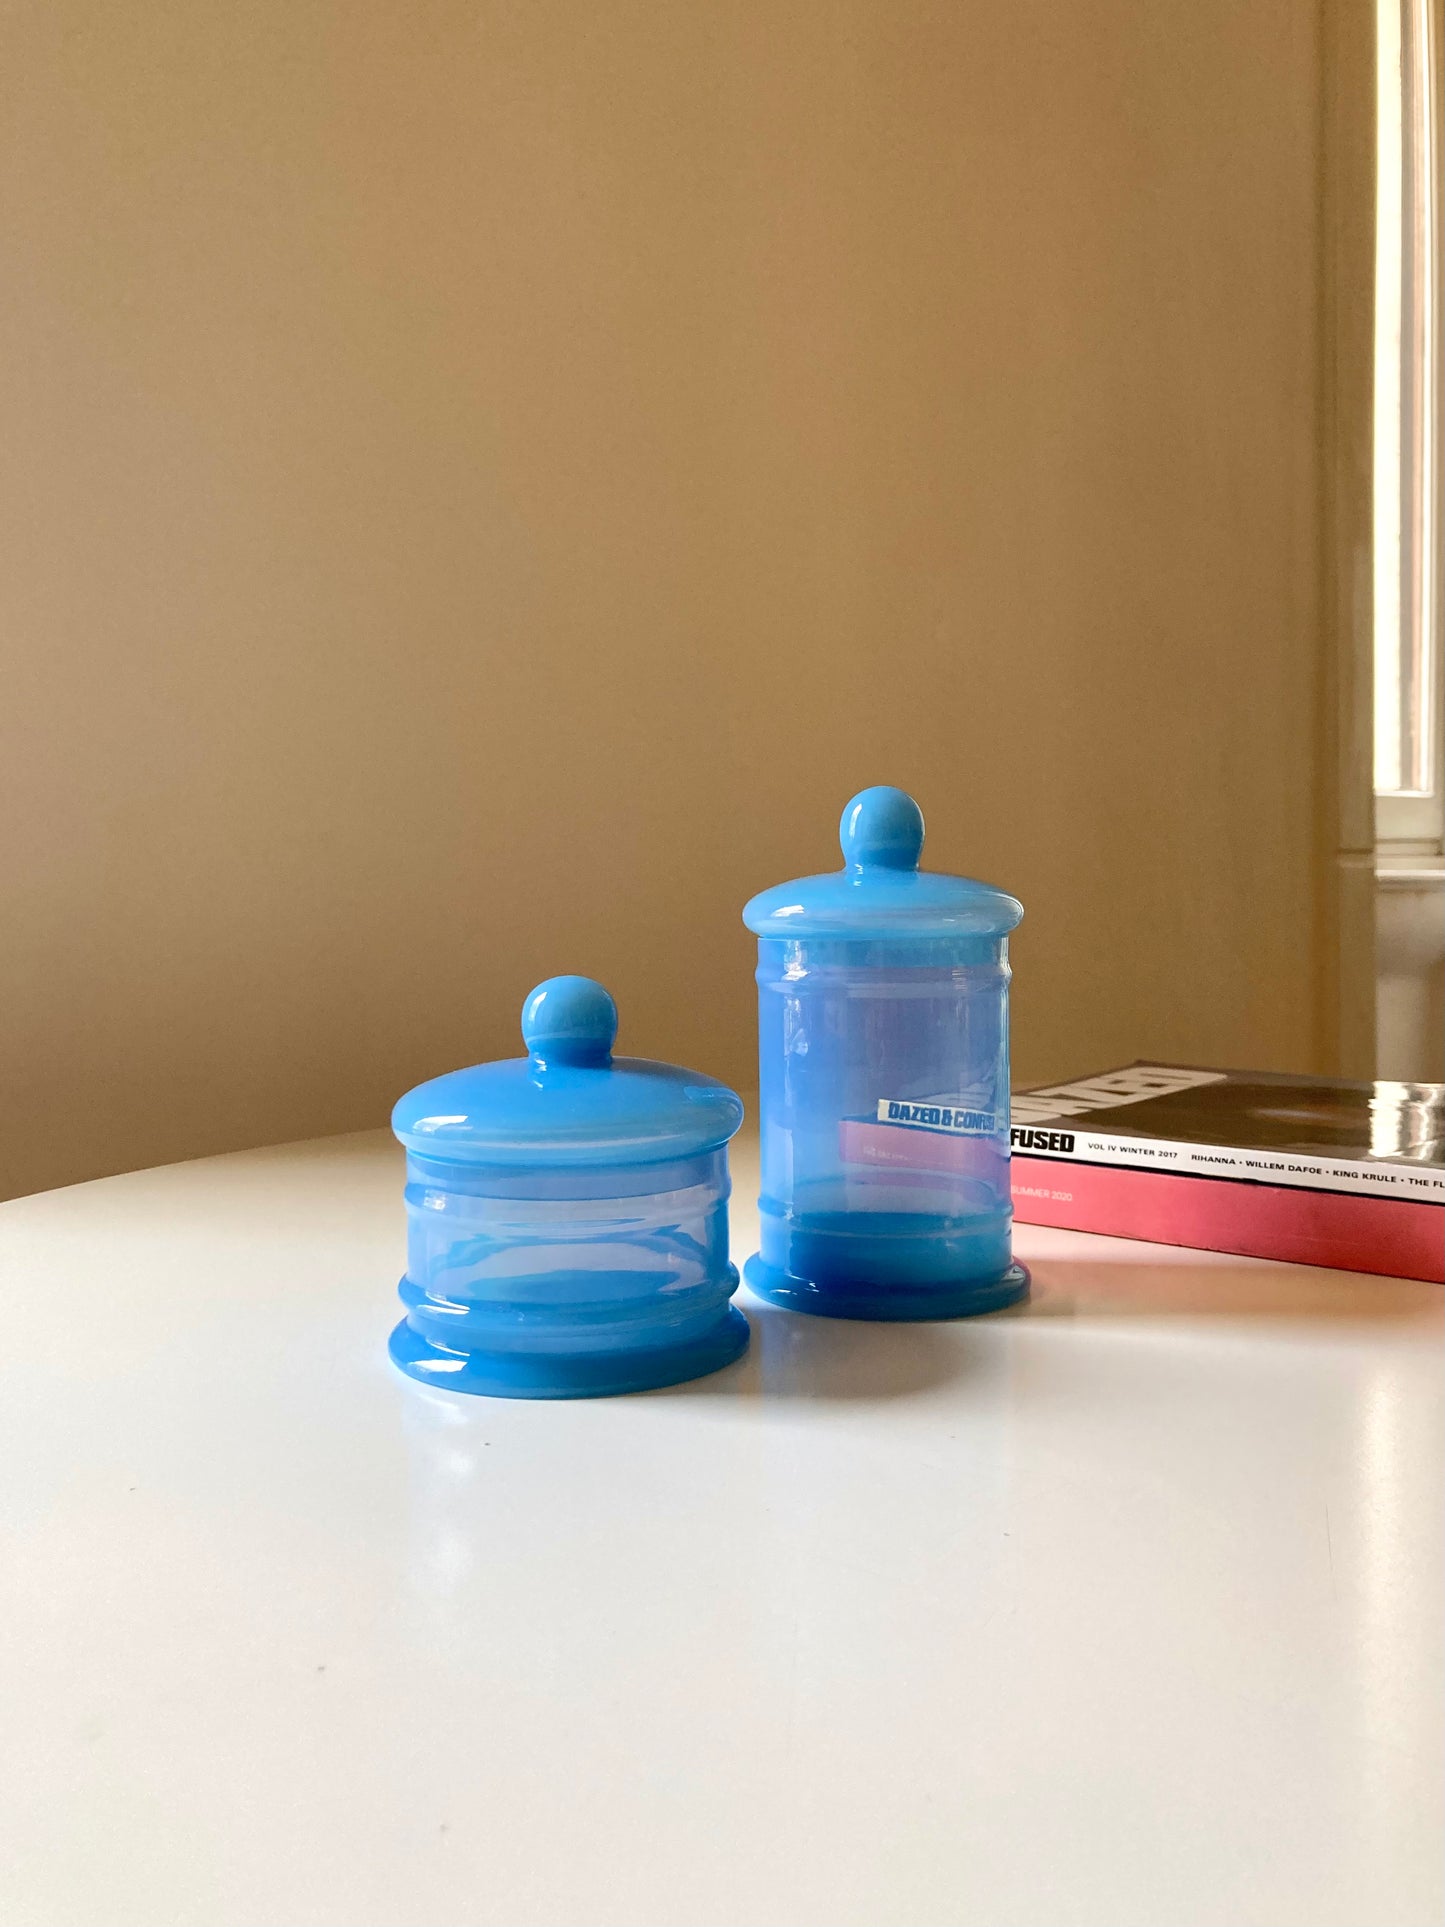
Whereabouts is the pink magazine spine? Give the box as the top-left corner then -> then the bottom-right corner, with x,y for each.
1010,1156 -> 1445,1284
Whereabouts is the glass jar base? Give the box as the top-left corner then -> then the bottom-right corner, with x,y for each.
743,1254 -> 1029,1322
388,1303 -> 750,1399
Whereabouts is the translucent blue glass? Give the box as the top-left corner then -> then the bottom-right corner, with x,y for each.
742,788 -> 1029,1320
390,977 -> 748,1397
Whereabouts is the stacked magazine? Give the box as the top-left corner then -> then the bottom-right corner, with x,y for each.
1009,1064 -> 1444,1282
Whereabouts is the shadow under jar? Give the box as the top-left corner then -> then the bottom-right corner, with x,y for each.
742,787 -> 1029,1321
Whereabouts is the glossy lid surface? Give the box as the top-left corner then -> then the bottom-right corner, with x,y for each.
391,976 -> 744,1168
742,786 -> 1024,941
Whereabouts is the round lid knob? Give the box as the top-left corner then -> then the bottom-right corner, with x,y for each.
394,976 -> 740,1166
840,786 -> 925,871
521,976 -> 617,1068
743,783 -> 1021,939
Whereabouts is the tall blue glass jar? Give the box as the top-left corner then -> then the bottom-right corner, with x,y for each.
742,787 -> 1028,1320
390,977 -> 748,1397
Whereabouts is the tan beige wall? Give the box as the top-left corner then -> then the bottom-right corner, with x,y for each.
0,1 -> 1327,1199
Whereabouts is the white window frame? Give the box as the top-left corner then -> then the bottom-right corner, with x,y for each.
1374,0 -> 1444,858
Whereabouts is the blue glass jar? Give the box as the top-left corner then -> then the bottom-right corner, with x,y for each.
389,977 -> 748,1397
742,787 -> 1029,1320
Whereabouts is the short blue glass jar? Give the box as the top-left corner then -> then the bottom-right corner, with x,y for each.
742,787 -> 1029,1321
389,977 -> 748,1397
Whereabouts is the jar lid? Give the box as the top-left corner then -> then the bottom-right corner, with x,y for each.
392,976 -> 744,1168
742,786 -> 1024,941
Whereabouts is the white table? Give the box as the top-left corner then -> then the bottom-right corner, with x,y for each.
1,1130 -> 1440,1927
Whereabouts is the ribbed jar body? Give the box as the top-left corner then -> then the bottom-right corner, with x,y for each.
400,1148 -> 737,1363
753,934 -> 1016,1314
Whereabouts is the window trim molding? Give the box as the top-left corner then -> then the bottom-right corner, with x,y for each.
1318,0 -> 1380,1077
1375,0 -> 1444,854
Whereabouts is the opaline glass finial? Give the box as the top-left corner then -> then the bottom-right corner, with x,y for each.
839,786 -> 925,872
521,976 -> 618,1067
